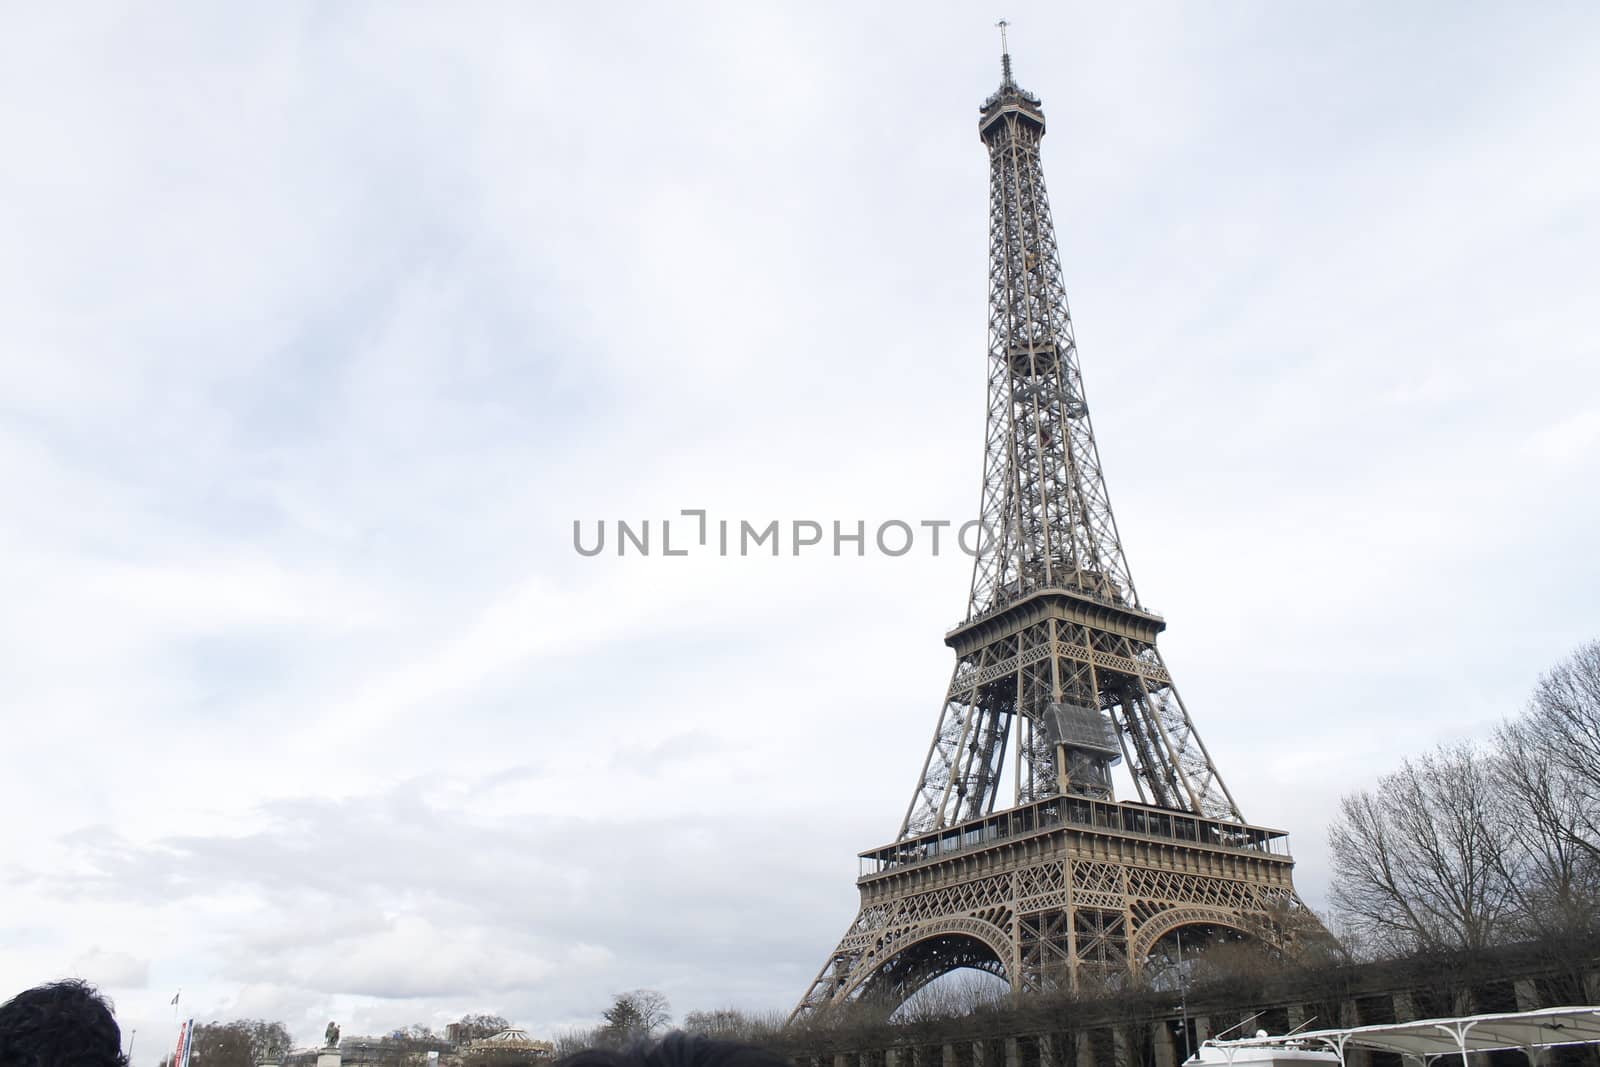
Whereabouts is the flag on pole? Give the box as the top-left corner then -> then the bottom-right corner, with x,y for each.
170,991 -> 180,1006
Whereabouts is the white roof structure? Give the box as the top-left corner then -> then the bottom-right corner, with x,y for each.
1203,1006 -> 1600,1067
480,1028 -> 534,1044
466,1028 -> 554,1053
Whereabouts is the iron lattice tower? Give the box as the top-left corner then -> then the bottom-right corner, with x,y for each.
793,47 -> 1312,1019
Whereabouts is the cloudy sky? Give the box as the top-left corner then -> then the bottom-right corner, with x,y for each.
3,1 -> 1598,1060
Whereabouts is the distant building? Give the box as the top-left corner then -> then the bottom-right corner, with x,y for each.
278,1028 -> 549,1067
462,1028 -> 554,1063
281,1032 -> 455,1067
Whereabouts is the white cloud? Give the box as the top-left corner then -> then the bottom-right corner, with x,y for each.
1,3 -> 1598,1062
1527,409 -> 1600,463
70,949 -> 151,991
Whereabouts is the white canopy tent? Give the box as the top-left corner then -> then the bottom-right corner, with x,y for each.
1199,1006 -> 1600,1067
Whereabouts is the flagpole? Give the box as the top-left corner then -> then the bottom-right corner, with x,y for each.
169,992 -> 185,1067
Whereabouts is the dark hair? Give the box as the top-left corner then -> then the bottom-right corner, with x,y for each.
0,979 -> 129,1067
557,1033 -> 791,1067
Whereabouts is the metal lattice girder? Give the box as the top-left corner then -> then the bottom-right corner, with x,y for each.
899,48 -> 1242,838
793,47 -> 1318,1023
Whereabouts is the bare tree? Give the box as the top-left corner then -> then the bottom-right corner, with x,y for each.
599,990 -> 671,1045
1329,742 -> 1518,953
1495,715 -> 1600,938
1508,641 -> 1600,859
183,1020 -> 294,1067
552,1027 -> 604,1058
891,970 -> 1008,1023
680,1008 -> 786,1043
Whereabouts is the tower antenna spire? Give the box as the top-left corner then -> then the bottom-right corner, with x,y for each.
996,18 -> 1013,83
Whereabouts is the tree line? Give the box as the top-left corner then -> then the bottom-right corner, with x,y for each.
1329,639 -> 1600,957
156,993 -> 699,1067
158,1013 -> 514,1067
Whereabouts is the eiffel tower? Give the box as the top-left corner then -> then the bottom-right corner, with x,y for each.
792,41 -> 1310,1018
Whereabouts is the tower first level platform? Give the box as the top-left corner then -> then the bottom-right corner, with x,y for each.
794,795 -> 1298,1016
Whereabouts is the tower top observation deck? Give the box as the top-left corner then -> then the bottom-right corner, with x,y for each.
980,28 -> 1045,141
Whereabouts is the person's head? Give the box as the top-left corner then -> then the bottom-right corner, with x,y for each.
557,1032 -> 791,1067
0,979 -> 128,1067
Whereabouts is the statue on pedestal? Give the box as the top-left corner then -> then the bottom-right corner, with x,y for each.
324,1022 -> 340,1049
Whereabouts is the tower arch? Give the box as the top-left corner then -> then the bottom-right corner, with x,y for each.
1129,907 -> 1274,965
841,918 -> 1012,1009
